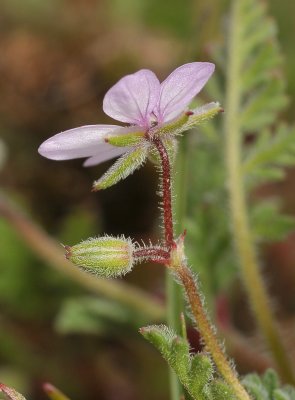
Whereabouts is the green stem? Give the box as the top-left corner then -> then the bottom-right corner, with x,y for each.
166,275 -> 183,400
170,259 -> 251,400
224,0 -> 295,383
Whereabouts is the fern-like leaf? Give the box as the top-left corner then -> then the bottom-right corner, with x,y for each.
140,325 -> 235,400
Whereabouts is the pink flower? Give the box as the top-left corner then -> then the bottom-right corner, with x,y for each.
38,62 -> 218,190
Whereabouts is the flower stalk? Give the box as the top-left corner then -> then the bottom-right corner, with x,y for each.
152,137 -> 174,249
153,136 -> 251,400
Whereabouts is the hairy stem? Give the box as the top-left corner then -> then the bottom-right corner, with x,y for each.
171,260 -> 251,400
153,137 -> 174,249
133,247 -> 170,263
224,0 -> 295,383
153,137 -> 183,400
153,137 -> 250,400
166,136 -> 190,400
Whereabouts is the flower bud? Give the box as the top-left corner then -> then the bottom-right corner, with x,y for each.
65,236 -> 135,278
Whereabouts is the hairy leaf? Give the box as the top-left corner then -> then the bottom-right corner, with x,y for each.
140,325 -> 234,400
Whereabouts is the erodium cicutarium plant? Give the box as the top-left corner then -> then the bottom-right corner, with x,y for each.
3,0 -> 295,398
37,62 -> 253,400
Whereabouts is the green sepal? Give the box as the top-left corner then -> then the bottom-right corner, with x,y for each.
183,102 -> 223,131
92,144 -> 148,191
157,102 -> 223,138
0,384 -> 27,400
158,102 -> 223,136
107,131 -> 145,147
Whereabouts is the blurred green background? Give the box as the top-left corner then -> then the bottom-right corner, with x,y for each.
1,0 -> 295,399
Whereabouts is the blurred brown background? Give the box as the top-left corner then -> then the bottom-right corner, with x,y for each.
1,0 -> 295,399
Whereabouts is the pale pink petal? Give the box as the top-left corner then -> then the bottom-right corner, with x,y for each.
38,125 -> 120,160
83,146 -> 130,167
103,69 -> 160,127
155,62 -> 215,123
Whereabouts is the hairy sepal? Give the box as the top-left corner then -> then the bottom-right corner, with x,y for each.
93,144 -> 149,190
107,131 -> 145,147
157,102 -> 222,137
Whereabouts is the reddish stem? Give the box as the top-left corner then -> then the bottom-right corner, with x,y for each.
133,247 -> 170,261
152,137 -> 174,248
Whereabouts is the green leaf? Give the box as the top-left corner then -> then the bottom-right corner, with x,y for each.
240,79 -> 288,132
243,125 -> 295,183
56,297 -> 142,335
209,379 -> 236,400
92,144 -> 148,190
262,369 -> 280,395
273,390 -> 290,400
242,370 -> 295,400
140,325 -> 192,395
140,325 -> 188,367
140,325 -> 234,400
274,387 -> 295,400
189,354 -> 213,397
242,373 -> 269,400
250,200 -> 295,242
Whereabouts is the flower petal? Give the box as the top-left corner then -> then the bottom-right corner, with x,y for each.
155,62 -> 215,123
103,69 -> 160,127
83,146 -> 130,167
38,125 -> 121,161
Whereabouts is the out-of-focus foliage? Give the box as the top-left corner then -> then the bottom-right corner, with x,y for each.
185,0 -> 295,302
1,0 -> 295,399
56,297 -> 148,335
242,369 -> 295,400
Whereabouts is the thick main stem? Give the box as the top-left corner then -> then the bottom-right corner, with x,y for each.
224,0 -> 295,384
174,262 -> 251,400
